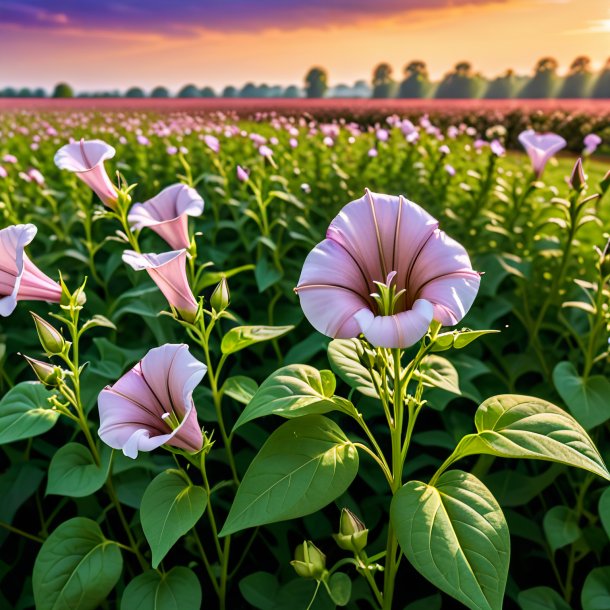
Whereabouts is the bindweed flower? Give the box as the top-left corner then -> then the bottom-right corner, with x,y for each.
122,250 -> 198,321
0,166 -> 6,179
0,224 -> 62,317
23,355 -> 64,386
54,139 -> 118,208
583,133 -> 601,155
490,139 -> 505,157
98,344 -> 205,459
518,129 -> 567,178
2,154 -> 17,164
259,145 -> 273,158
28,169 -> 45,186
204,135 -> 220,153
334,508 -> 368,554
127,183 -> 203,250
376,128 -> 389,142
444,163 -> 456,177
439,145 -> 450,155
295,190 -> 480,348
236,165 -> 249,182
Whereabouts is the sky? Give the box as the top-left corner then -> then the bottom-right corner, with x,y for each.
1,0 -> 609,92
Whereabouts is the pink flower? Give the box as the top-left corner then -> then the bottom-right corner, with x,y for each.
127,184 -> 204,250
28,169 -> 45,186
258,145 -> 273,158
376,129 -> 389,142
289,138 -> 299,149
444,164 -> 456,176
204,135 -> 220,153
439,145 -> 450,155
137,135 -> 150,146
368,148 -> 378,158
0,166 -> 7,179
236,165 -> 249,182
295,191 -> 480,348
518,129 -> 567,178
583,133 -> 601,155
122,249 -> 198,321
0,224 -> 62,317
166,145 -> 178,155
323,136 -> 334,147
54,139 -> 118,208
98,343 -> 205,458
490,140 -> 505,157
2,154 -> 17,164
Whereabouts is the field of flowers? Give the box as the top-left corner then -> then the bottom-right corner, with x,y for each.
0,106 -> 609,610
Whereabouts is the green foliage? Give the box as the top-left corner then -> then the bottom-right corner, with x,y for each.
221,324 -> 294,355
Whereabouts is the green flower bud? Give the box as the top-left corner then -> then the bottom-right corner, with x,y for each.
210,277 -> 230,312
291,541 -> 326,580
333,508 -> 368,553
31,313 -> 66,355
569,158 -> 586,191
22,355 -> 64,386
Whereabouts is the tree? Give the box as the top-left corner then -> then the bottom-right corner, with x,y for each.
52,83 -> 74,98
398,60 -> 430,98
283,85 -> 300,98
592,58 -> 610,99
200,86 -> 216,98
518,57 -> 559,98
151,86 -> 170,98
125,87 -> 145,98
304,67 -> 328,98
435,62 -> 481,98
372,63 -> 396,98
558,56 -> 592,98
32,88 -> 46,98
222,86 -> 237,98
240,82 -> 259,98
484,69 -> 516,99
177,84 -> 200,98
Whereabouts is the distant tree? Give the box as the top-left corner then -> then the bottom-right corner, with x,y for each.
52,83 -> 74,98
352,80 -> 372,98
177,84 -> 200,98
304,67 -> 328,98
222,86 -> 237,98
398,60 -> 430,98
518,57 -> 559,98
17,88 -> 32,98
258,84 -> 271,98
151,86 -> 170,98
592,58 -> 610,99
484,69 -> 516,99
283,85 -> 300,98
435,62 -> 481,98
372,63 -> 396,98
240,82 -> 259,97
558,56 -> 592,98
33,88 -> 46,98
200,86 -> 216,98
332,83 -> 353,98
268,85 -> 283,97
125,87 -> 145,98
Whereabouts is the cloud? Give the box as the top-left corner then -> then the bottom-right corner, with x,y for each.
0,0 -> 510,34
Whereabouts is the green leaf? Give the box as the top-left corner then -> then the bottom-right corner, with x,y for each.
140,470 -> 208,568
223,375 -> 259,405
326,573 -> 351,606
234,365 -> 345,430
552,361 -> 610,430
405,594 -> 442,610
255,256 -> 282,292
0,461 -> 44,524
599,487 -> 610,539
455,395 -> 610,481
80,315 -> 117,334
518,587 -> 571,610
416,355 -> 461,395
431,329 -> 500,352
581,567 -> 610,610
0,381 -> 59,444
543,506 -> 581,552
221,325 -> 294,355
327,338 -> 380,398
47,443 -> 112,497
120,567 -> 202,610
33,517 -> 123,610
391,470 -> 509,610
239,572 -> 279,609
221,415 -> 359,536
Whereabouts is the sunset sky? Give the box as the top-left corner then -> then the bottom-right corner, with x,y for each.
1,0 -> 609,92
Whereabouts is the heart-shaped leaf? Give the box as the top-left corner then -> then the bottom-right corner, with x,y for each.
221,325 -> 293,355
327,338 -> 380,399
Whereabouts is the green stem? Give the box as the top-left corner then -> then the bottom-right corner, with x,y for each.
0,520 -> 45,543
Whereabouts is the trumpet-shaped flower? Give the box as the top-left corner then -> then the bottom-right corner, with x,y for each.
122,249 -> 198,321
518,129 -> 566,178
0,224 -> 61,317
54,139 -> 118,208
295,190 -> 480,348
98,344 -> 205,458
583,133 -> 601,155
128,184 -> 203,250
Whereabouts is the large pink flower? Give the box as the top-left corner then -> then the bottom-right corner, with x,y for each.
518,130 -> 567,178
127,184 -> 204,250
54,139 -> 118,208
295,190 -> 480,348
0,224 -> 61,317
122,249 -> 198,321
98,344 -> 205,458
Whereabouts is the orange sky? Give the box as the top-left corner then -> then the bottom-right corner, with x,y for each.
1,0 -> 609,92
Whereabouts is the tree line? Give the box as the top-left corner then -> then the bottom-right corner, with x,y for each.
2,56 -> 609,99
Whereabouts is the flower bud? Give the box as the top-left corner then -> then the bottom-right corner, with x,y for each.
31,312 -> 66,355
290,541 -> 326,580
569,158 -> 586,191
22,355 -> 64,386
333,508 -> 368,553
210,277 -> 230,312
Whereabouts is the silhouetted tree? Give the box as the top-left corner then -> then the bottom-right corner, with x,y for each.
304,67 -> 328,98
177,84 -> 200,98
484,69 -> 516,99
151,86 -> 170,98
125,87 -> 145,98
222,86 -> 237,98
283,85 -> 300,98
200,86 -> 216,98
240,82 -> 259,97
436,62 -> 481,98
52,83 -> 74,98
592,58 -> 610,98
372,63 -> 396,98
558,56 -> 592,98
398,60 -> 430,98
353,80 -> 371,98
518,57 -> 559,98
33,88 -> 46,98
